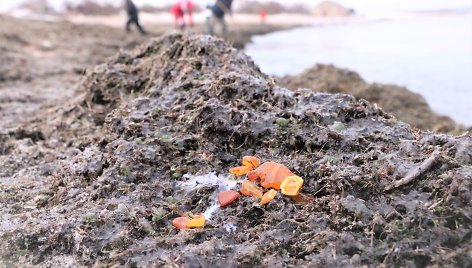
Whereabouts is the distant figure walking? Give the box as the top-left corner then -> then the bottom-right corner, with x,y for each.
171,0 -> 194,30
206,0 -> 233,36
259,9 -> 266,24
125,0 -> 146,35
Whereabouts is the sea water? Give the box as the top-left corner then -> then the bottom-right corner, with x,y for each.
246,13 -> 472,126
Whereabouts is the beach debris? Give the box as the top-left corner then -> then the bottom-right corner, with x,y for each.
340,195 -> 373,219
172,217 -> 190,230
187,214 -> 206,228
173,157 -> 307,230
172,214 -> 206,229
275,117 -> 290,127
260,189 -> 277,205
280,176 -> 304,196
242,156 -> 261,169
218,190 -> 240,207
248,161 -> 295,189
229,165 -> 252,176
386,148 -> 442,190
240,180 -> 264,198
291,193 -> 315,204
229,156 -> 261,175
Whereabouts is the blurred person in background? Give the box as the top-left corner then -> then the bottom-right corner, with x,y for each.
171,0 -> 195,30
125,0 -> 146,35
206,0 -> 233,37
259,9 -> 266,24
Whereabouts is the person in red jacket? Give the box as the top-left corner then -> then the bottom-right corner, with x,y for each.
171,0 -> 194,30
259,9 -> 266,24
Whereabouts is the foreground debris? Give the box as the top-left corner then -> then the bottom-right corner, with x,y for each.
0,33 -> 471,267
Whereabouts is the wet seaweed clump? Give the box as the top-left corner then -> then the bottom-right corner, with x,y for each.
0,33 -> 471,267
279,64 -> 466,134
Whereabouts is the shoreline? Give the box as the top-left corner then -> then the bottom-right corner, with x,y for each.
0,12 -> 468,132
245,12 -> 472,129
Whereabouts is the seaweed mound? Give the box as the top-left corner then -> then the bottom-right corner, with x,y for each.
1,33 -> 471,267
279,64 -> 465,134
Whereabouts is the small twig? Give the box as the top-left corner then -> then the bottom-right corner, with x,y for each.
428,198 -> 444,210
386,149 -> 442,190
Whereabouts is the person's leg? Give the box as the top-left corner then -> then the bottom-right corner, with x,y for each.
214,17 -> 226,37
207,15 -> 215,35
126,16 -> 133,32
133,14 -> 146,35
221,17 -> 227,37
174,15 -> 179,28
177,15 -> 186,30
188,12 -> 194,27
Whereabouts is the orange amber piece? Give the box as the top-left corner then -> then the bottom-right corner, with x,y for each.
260,189 -> 277,205
172,217 -> 189,230
257,161 -> 295,189
242,156 -> 261,169
218,190 -> 240,207
186,214 -> 205,228
247,170 -> 259,182
280,176 -> 304,196
229,165 -> 252,176
240,180 -> 263,198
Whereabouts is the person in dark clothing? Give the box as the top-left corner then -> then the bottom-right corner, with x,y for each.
207,0 -> 233,36
125,0 -> 146,35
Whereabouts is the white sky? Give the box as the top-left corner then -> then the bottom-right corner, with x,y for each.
0,0 -> 471,14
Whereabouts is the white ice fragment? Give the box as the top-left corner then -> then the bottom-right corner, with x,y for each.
179,172 -> 243,221
179,172 -> 239,191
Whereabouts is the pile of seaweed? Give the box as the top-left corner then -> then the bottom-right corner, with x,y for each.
279,64 -> 466,134
0,33 -> 471,267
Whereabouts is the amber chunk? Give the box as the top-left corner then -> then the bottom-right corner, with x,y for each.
186,214 -> 205,228
247,171 -> 259,181
260,189 -> 277,205
172,217 -> 189,230
229,165 -> 252,176
240,180 -> 263,198
242,156 -> 261,169
218,190 -> 240,207
257,162 -> 294,189
280,176 -> 304,196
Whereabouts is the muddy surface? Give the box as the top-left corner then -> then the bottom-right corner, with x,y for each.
0,14 -> 288,130
1,31 -> 471,267
279,64 -> 467,134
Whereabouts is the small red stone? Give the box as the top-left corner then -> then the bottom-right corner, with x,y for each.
218,190 -> 240,207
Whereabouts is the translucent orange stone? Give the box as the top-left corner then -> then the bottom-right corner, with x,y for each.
218,190 -> 240,207
240,180 -> 263,198
242,156 -> 261,169
229,165 -> 252,176
260,189 -> 277,205
172,217 -> 189,229
186,214 -> 205,228
247,170 -> 259,181
280,176 -> 304,196
257,162 -> 295,189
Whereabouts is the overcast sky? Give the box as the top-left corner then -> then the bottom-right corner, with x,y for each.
0,0 -> 471,14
